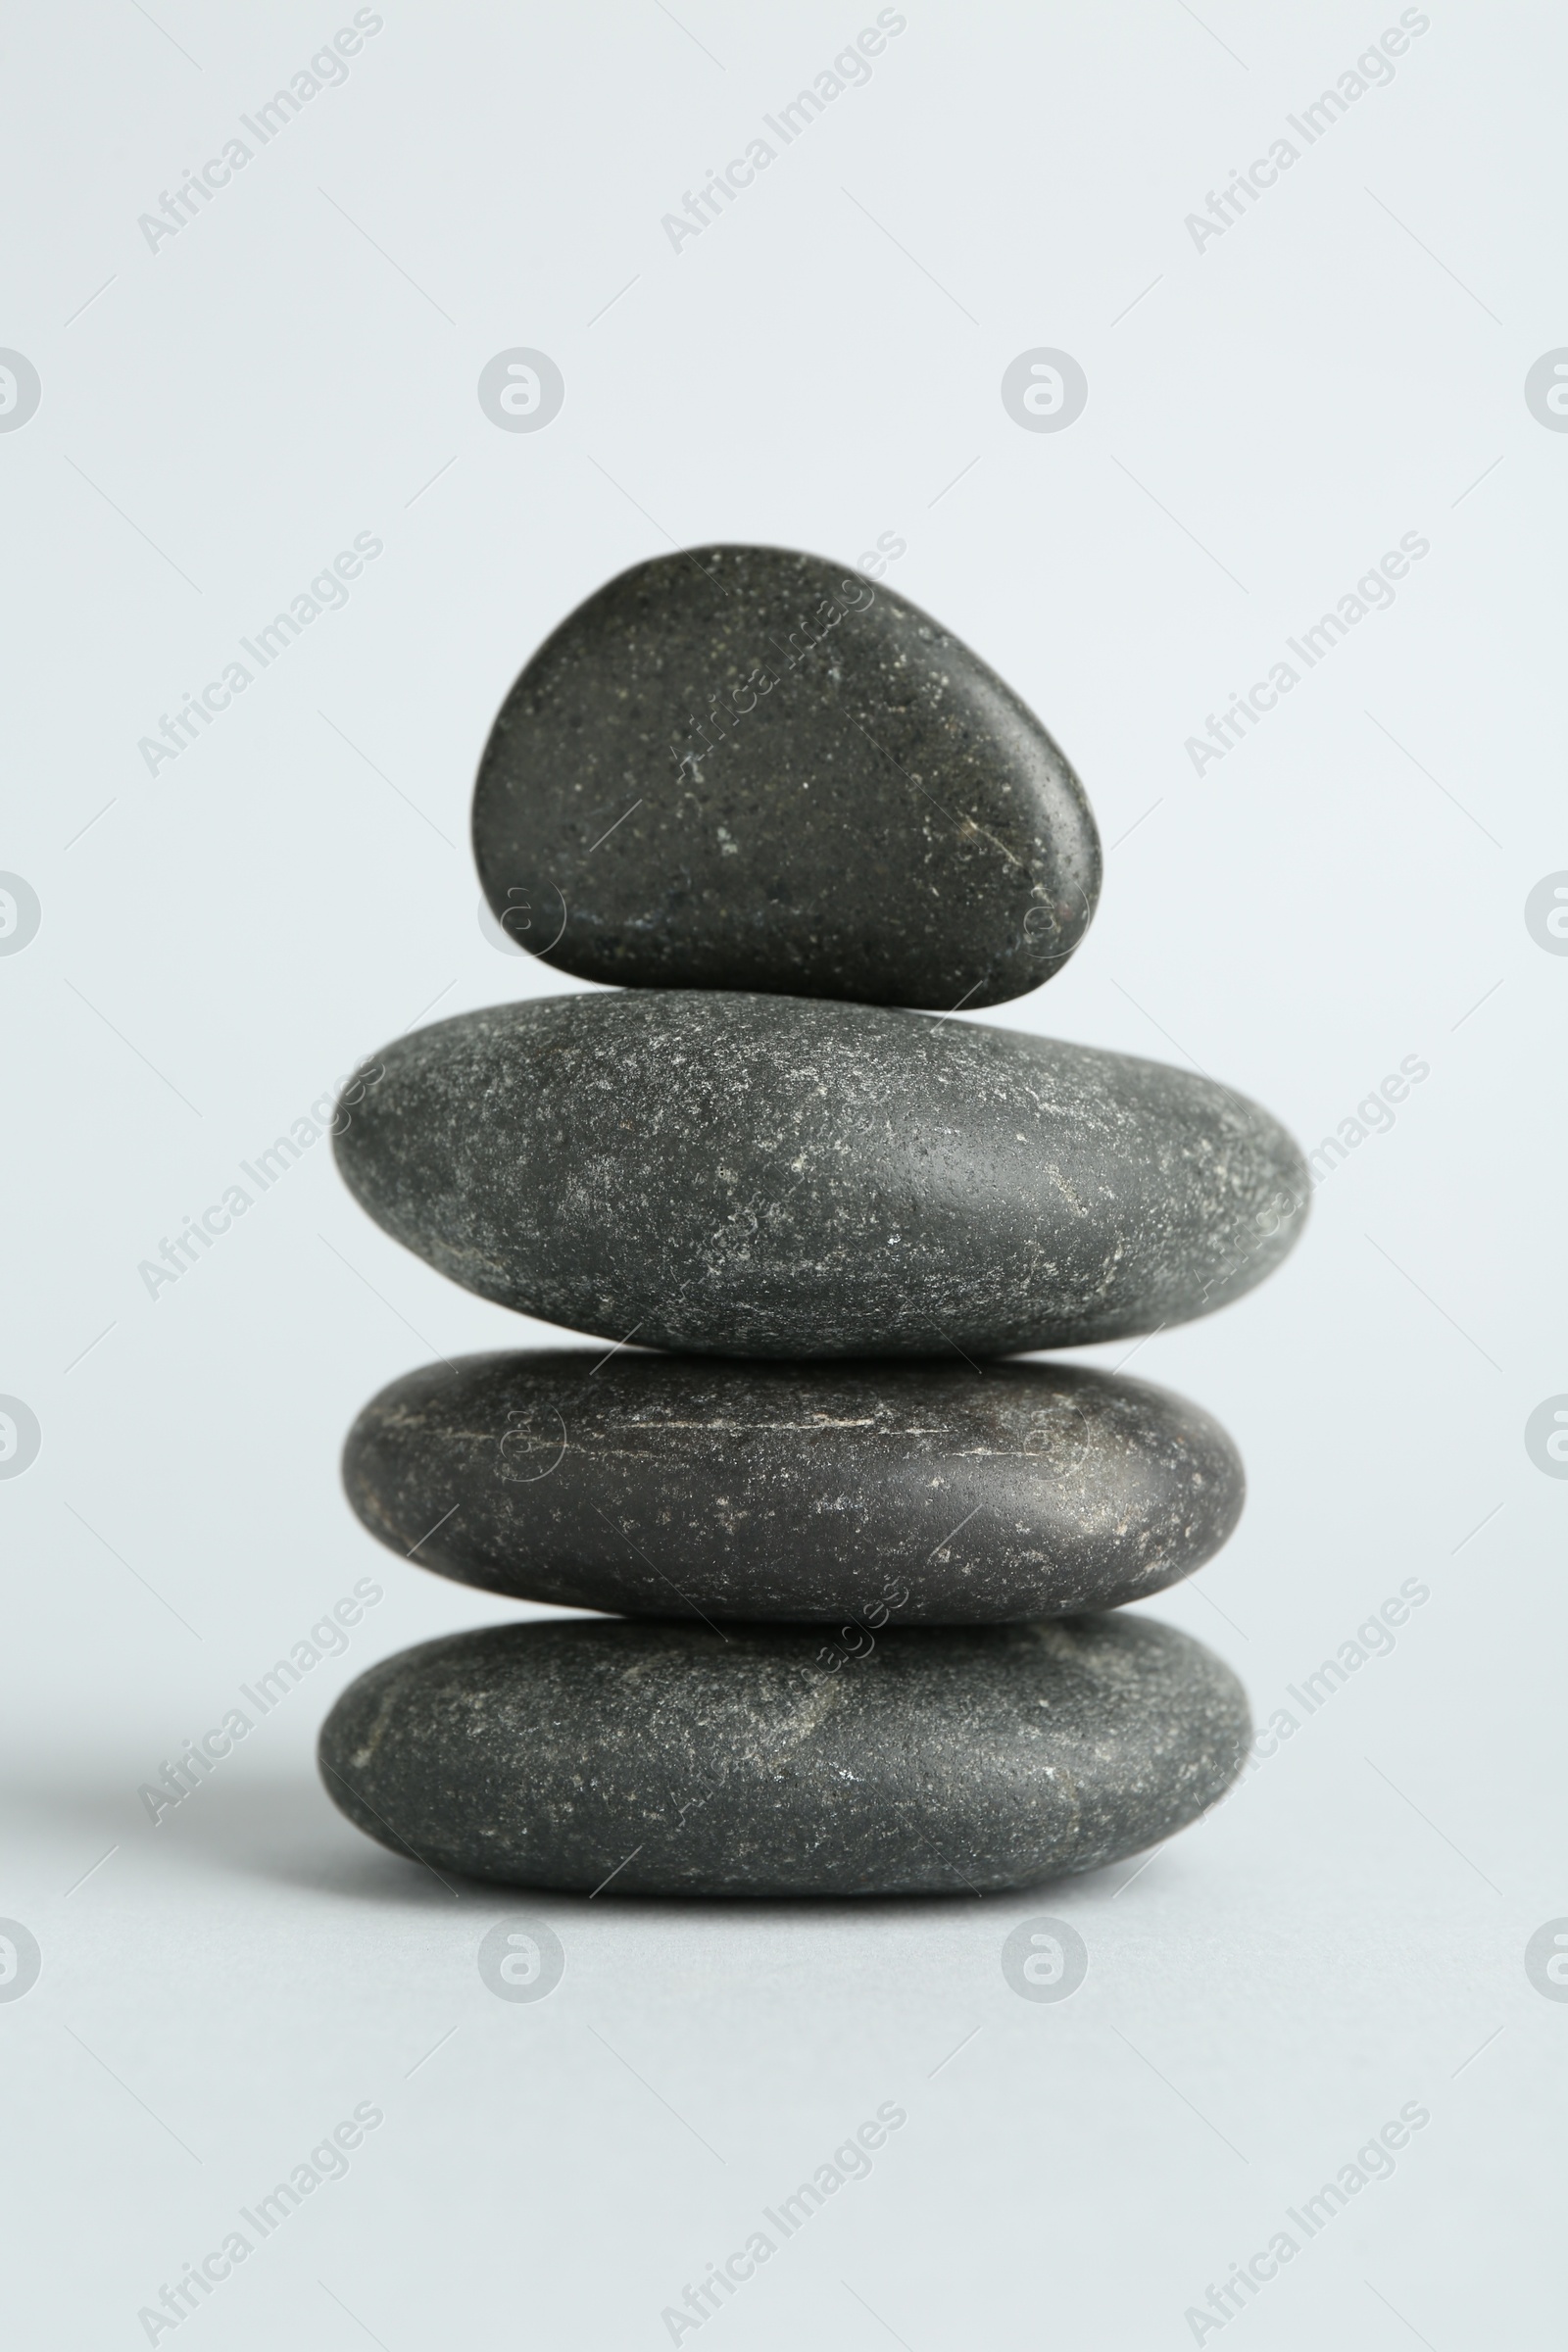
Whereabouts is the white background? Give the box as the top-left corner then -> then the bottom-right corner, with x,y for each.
3,1 -> 1564,2344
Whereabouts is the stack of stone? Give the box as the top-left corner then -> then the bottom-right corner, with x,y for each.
319,547 -> 1307,1898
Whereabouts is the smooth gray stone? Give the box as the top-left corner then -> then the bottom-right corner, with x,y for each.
318,1613 -> 1250,1897
333,992 -> 1308,1358
343,1353 -> 1245,1622
471,544 -> 1101,1010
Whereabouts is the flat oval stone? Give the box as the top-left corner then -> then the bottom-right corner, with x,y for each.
318,1614 -> 1250,1896
333,992 -> 1308,1358
471,544 -> 1101,1009
343,1353 -> 1245,1622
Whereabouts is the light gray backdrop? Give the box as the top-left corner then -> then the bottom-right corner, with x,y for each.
4,1 -> 1563,2344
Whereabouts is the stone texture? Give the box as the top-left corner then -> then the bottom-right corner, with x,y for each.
318,1612 -> 1249,1896
333,990 -> 1308,1358
343,1352 -> 1245,1622
471,544 -> 1101,1010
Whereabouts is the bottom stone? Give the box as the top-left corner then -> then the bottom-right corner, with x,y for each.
318,1615 -> 1249,1897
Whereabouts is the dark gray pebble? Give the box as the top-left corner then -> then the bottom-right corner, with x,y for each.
333,991 -> 1307,1358
471,544 -> 1101,1010
318,1613 -> 1250,1896
343,1353 -> 1245,1622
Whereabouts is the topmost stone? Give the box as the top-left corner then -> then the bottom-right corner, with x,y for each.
471,545 -> 1101,1010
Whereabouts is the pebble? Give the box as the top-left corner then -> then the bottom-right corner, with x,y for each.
470,545 -> 1101,1009
343,1351 -> 1245,1621
332,991 -> 1308,1357
318,1612 -> 1250,1896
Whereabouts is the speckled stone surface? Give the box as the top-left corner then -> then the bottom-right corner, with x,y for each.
333,991 -> 1308,1358
343,1352 -> 1245,1622
471,545 -> 1101,1010
318,1612 -> 1250,1896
